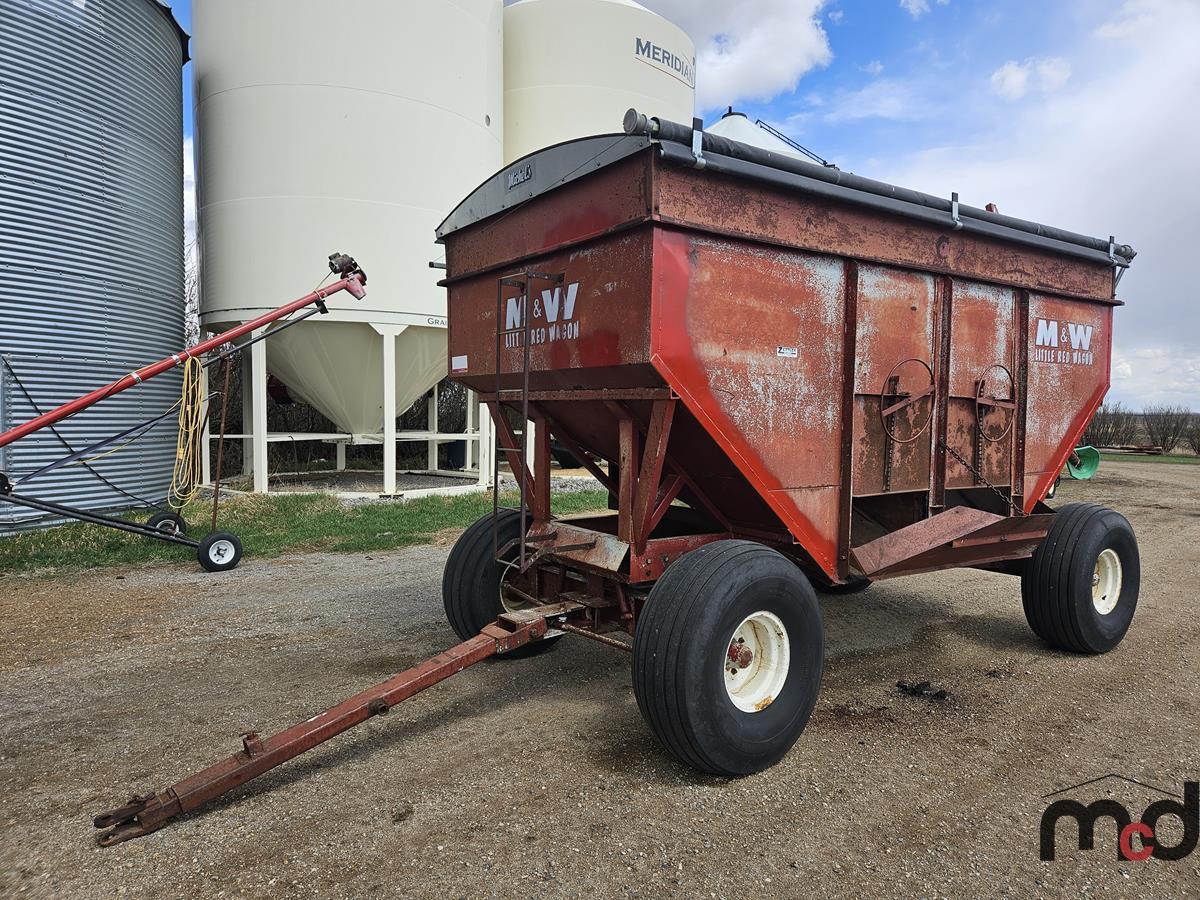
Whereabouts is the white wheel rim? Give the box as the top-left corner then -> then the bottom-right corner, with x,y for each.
723,611 -> 790,713
208,539 -> 235,565
1092,548 -> 1122,615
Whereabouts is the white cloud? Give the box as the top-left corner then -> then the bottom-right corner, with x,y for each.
828,9 -> 844,24
1094,0 -> 1164,39
990,57 -> 1071,100
1036,57 -> 1072,92
990,61 -> 1030,100
641,0 -> 832,110
878,0 -> 1200,407
862,59 -> 885,76
824,78 -> 926,122
900,0 -> 949,19
1112,348 -> 1200,407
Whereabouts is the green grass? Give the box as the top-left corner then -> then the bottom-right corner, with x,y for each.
0,489 -> 610,577
1100,451 -> 1200,466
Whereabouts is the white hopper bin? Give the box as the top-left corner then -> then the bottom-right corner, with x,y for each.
503,0 -> 696,165
192,0 -> 503,494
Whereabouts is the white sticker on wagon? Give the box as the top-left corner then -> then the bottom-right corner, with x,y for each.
451,355 -> 468,372
777,346 -> 799,358
502,282 -> 582,349
1032,319 -> 1096,366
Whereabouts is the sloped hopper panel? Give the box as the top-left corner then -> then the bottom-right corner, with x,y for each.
252,321 -> 446,435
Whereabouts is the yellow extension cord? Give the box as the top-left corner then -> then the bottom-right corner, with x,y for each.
168,356 -> 205,509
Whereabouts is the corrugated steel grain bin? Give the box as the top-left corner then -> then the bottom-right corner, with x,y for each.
0,0 -> 188,528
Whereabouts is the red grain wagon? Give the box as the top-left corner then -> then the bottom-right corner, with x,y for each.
436,110 -> 1140,775
93,114 -> 1140,843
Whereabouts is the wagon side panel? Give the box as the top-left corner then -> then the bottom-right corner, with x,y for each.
649,227 -> 846,576
946,279 -> 1017,490
851,264 -> 936,497
445,229 -> 658,394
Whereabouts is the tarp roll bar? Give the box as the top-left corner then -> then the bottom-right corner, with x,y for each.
624,109 -> 1136,268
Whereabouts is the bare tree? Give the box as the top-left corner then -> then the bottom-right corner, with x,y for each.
184,240 -> 200,347
1142,405 -> 1192,454
1084,402 -> 1140,448
1183,416 -> 1200,456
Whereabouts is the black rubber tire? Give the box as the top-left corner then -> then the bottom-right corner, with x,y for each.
147,511 -> 187,536
550,446 -> 582,469
632,540 -> 823,776
811,575 -> 872,596
197,532 -> 243,573
1022,502 -> 1140,654
441,510 -> 560,658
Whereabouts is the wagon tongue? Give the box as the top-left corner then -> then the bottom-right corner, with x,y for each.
91,603 -> 580,846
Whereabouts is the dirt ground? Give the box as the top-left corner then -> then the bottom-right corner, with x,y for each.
1,459 -> 1197,898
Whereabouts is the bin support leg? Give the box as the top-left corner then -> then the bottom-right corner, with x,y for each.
250,330 -> 268,494
383,329 -> 397,495
93,617 -> 549,847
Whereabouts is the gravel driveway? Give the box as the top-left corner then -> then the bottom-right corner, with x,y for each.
1,459 -> 1197,898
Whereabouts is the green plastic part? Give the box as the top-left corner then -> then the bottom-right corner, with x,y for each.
1066,445 -> 1100,480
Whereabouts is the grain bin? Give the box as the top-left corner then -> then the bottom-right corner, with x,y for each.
192,0 -> 503,444
503,0 -> 695,164
0,0 -> 188,527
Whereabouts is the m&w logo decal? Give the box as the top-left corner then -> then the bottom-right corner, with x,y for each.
1033,318 -> 1095,366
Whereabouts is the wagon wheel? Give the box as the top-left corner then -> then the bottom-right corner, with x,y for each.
975,364 -> 1016,443
879,358 -> 935,444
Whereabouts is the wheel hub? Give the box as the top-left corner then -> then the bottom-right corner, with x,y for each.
208,539 -> 235,563
727,639 -> 754,669
723,611 -> 790,714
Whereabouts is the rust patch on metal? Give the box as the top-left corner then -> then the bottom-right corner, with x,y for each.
653,160 -> 1115,301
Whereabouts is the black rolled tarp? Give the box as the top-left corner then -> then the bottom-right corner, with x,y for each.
624,109 -> 1136,269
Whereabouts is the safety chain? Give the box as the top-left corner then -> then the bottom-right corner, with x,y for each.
940,438 -> 1024,517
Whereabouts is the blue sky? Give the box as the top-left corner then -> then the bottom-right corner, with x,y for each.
174,0 -> 1199,406
172,1 -> 193,135
692,0 -> 1087,168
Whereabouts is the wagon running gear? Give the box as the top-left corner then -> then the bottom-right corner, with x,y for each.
633,540 -> 823,775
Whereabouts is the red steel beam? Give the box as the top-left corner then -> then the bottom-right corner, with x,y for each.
532,407 -> 615,493
93,619 -> 547,846
647,473 -> 684,537
0,273 -> 367,450
614,407 -> 639,543
632,399 -> 676,552
531,410 -> 551,521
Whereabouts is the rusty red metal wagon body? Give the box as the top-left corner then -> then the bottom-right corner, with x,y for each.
439,115 -> 1130,589
92,113 -> 1141,843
